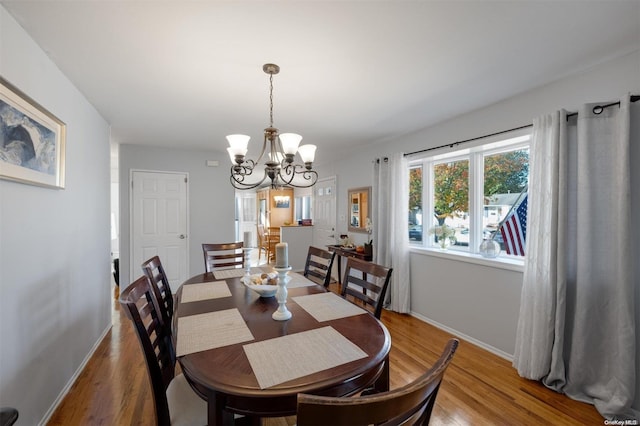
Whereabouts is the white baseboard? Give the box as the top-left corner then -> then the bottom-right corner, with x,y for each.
38,324 -> 112,426
409,311 -> 514,362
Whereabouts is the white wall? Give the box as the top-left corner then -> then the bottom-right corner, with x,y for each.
333,162 -> 373,248
319,50 -> 640,357
0,6 -> 111,425
118,144 -> 236,288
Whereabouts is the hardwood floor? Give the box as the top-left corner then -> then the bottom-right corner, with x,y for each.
47,285 -> 603,425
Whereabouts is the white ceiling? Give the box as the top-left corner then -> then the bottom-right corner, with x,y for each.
3,1 -> 639,164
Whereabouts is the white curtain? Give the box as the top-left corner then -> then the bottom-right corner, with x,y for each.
513,97 -> 638,420
372,153 -> 410,313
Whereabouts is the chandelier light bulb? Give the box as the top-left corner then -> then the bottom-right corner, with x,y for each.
226,134 -> 250,156
227,147 -> 245,163
269,151 -> 285,164
279,133 -> 303,155
297,144 -> 317,164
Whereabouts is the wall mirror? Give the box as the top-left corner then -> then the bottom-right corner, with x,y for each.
347,187 -> 371,233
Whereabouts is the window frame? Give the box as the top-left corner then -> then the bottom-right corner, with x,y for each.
408,128 -> 531,265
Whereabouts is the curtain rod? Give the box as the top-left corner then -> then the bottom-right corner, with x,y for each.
405,95 -> 640,157
565,94 -> 640,120
404,123 -> 532,157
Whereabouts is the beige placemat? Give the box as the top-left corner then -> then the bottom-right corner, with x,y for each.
181,281 -> 231,303
213,268 -> 246,280
293,292 -> 367,322
176,308 -> 254,357
285,272 -> 316,288
243,326 -> 368,389
213,267 -> 266,280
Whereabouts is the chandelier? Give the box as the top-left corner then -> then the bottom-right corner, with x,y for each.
226,63 -> 318,190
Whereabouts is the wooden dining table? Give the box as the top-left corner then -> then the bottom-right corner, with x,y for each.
174,268 -> 391,425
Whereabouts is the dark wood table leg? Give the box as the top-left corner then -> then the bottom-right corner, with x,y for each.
373,355 -> 390,393
208,391 -> 234,425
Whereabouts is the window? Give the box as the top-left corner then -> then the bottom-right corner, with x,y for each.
433,158 -> 469,247
409,166 -> 423,241
408,130 -> 530,258
295,195 -> 312,222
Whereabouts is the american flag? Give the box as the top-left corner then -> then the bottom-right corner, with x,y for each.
499,194 -> 528,256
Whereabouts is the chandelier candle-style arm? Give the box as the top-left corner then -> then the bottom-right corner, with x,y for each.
225,63 -> 319,189
280,164 -> 318,184
229,162 -> 270,190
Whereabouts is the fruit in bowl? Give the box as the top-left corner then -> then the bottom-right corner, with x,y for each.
248,272 -> 278,285
242,273 -> 278,297
356,246 -> 365,254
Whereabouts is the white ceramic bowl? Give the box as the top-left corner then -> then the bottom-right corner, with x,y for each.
245,283 -> 278,297
241,275 -> 278,297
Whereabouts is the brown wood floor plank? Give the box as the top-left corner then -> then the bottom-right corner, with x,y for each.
47,288 -> 603,425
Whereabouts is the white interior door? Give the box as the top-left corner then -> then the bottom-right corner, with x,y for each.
313,176 -> 337,248
236,191 -> 257,247
131,170 -> 188,291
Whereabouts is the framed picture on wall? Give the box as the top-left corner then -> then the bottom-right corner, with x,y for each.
274,196 -> 290,208
0,77 -> 66,189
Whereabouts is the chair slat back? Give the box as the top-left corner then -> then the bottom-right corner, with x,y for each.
141,256 -> 174,332
341,258 -> 393,319
119,276 -> 176,425
257,225 -> 267,262
297,339 -> 459,426
258,226 -> 280,263
202,242 -> 244,272
303,246 -> 336,287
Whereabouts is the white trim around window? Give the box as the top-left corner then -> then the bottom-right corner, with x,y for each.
408,127 -> 531,268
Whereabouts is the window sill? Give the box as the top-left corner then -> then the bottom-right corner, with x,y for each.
409,246 -> 525,273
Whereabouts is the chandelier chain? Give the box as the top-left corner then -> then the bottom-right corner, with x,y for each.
269,73 -> 274,128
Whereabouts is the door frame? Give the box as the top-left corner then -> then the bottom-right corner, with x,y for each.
129,169 -> 190,286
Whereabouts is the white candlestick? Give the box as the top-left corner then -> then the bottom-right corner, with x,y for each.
243,247 -> 252,275
275,242 -> 288,268
272,266 -> 292,321
243,231 -> 252,248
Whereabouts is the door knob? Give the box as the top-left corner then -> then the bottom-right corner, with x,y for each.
179,234 -> 186,239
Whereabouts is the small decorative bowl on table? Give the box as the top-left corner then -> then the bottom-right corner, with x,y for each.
241,273 -> 279,298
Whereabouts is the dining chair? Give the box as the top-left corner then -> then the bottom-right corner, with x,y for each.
202,242 -> 244,272
341,258 -> 393,319
296,338 -> 459,426
257,225 -> 267,262
257,225 -> 279,263
267,226 -> 281,238
303,246 -> 336,287
141,256 -> 174,334
119,276 -> 206,426
0,407 -> 18,426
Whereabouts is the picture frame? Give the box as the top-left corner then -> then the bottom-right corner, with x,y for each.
348,186 -> 371,233
274,196 -> 290,208
0,77 -> 66,189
